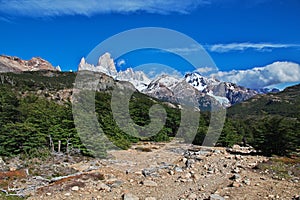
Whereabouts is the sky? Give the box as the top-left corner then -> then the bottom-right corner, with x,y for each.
0,0 -> 300,88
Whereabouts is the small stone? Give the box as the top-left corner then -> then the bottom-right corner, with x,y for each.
230,174 -> 241,180
64,193 -> 71,196
174,167 -> 183,173
231,181 -> 240,188
71,186 -> 79,191
97,182 -> 111,191
195,155 -> 203,161
9,166 -> 17,171
214,150 -> 221,154
182,173 -> 192,179
292,195 -> 300,200
243,179 -> 251,185
235,155 -> 242,160
145,197 -> 156,200
180,178 -> 187,182
123,193 -> 139,200
232,168 -> 240,173
186,159 -> 195,168
0,157 -> 5,165
182,157 -> 188,164
210,194 -> 225,200
46,193 -> 51,196
188,193 -> 197,199
169,170 -> 174,175
192,174 -> 200,180
142,180 -> 158,187
111,180 -> 123,188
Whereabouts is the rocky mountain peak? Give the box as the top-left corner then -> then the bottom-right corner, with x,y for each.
78,53 -> 151,91
0,55 -> 60,73
97,52 -> 117,75
185,72 -> 219,92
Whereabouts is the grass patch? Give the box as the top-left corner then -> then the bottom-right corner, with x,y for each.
257,156 -> 300,179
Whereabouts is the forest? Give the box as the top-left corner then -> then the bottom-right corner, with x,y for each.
0,71 -> 299,158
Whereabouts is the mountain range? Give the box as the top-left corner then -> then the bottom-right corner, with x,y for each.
79,52 -> 259,109
0,53 -> 297,110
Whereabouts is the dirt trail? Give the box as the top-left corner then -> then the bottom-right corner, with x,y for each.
4,140 -> 299,200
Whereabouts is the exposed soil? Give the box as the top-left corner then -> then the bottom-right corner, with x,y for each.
1,140 -> 299,200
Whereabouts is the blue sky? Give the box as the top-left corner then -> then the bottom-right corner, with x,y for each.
0,0 -> 300,79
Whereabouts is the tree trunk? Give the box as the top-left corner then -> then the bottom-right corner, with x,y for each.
58,140 -> 61,153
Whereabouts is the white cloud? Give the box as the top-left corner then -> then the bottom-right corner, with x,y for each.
166,45 -> 202,55
208,42 -> 300,53
195,66 -> 217,74
0,0 -> 210,17
211,61 -> 300,88
117,59 -> 126,67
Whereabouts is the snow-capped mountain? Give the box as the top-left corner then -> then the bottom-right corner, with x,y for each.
185,72 -> 219,92
78,53 -> 151,91
78,52 -> 258,109
185,72 -> 258,106
142,72 -> 257,108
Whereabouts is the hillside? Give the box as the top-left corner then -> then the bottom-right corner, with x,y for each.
0,70 -> 182,158
228,84 -> 300,119
0,55 -> 60,73
225,84 -> 300,156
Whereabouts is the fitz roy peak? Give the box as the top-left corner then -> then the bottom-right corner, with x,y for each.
78,52 -> 258,108
78,53 -> 151,91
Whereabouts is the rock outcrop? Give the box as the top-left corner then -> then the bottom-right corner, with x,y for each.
0,55 -> 61,73
78,53 -> 151,91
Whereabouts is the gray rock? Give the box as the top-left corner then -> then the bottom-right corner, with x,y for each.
110,180 -> 123,188
214,150 -> 221,154
123,193 -> 139,200
142,168 -> 158,177
230,173 -> 241,180
174,167 -> 183,173
0,157 -> 5,165
210,194 -> 225,200
97,182 -> 111,192
142,180 -> 158,187
186,159 -> 195,168
243,179 -> 251,185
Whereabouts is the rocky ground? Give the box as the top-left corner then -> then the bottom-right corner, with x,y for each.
0,140 -> 299,200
